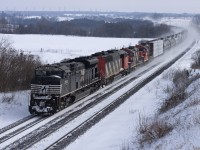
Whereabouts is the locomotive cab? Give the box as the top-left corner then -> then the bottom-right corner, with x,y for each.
29,65 -> 64,114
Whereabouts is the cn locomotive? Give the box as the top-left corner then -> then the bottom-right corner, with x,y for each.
29,30 -> 186,114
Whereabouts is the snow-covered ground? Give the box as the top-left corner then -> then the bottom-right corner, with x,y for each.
0,91 -> 30,128
0,17 -> 199,149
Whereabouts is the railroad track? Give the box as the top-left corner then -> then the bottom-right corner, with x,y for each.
0,58 -> 162,149
0,115 -> 35,135
0,62 -> 150,145
1,74 -> 141,149
0,62 -> 158,150
0,116 -> 46,144
0,63 -> 141,147
0,65 -> 138,149
0,41 -> 195,150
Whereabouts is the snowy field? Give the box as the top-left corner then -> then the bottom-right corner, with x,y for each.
160,17 -> 192,27
0,34 -> 141,64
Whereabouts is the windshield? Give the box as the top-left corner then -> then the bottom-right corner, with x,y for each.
32,76 -> 61,85
36,70 -> 63,78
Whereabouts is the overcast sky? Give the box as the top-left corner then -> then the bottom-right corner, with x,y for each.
0,0 -> 199,14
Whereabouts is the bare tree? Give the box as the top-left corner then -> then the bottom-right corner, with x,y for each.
0,37 -> 41,92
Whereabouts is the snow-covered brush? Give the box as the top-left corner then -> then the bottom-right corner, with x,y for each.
137,114 -> 173,148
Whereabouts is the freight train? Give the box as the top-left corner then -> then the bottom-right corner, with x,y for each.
29,30 -> 186,115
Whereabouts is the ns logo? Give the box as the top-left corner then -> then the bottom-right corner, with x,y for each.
39,85 -> 49,94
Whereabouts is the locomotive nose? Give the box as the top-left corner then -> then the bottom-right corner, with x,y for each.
39,101 -> 45,109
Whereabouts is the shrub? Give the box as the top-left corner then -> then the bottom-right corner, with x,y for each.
172,69 -> 189,88
137,115 -> 173,147
120,144 -> 131,150
188,98 -> 200,107
194,115 -> 200,125
191,50 -> 200,69
162,68 -> 176,80
0,37 -> 41,92
2,94 -> 15,103
159,87 -> 187,113
159,69 -> 191,113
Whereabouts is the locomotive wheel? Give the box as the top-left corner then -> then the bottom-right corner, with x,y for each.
111,77 -> 114,82
51,106 -> 57,114
29,106 -> 35,115
96,83 -> 101,91
91,84 -> 98,93
69,96 -> 75,104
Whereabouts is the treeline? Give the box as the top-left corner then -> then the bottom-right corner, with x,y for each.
92,20 -> 170,38
192,15 -> 200,25
192,15 -> 200,34
0,38 -> 41,92
9,17 -> 170,38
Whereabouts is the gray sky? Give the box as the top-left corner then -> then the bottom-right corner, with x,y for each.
0,0 -> 199,13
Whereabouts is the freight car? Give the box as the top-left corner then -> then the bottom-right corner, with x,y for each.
29,30 -> 186,115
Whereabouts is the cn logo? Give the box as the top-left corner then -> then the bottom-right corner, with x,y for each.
40,85 -> 49,94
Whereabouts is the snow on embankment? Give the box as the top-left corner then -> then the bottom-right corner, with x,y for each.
66,38 -> 200,150
133,43 -> 200,149
0,91 -> 30,128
